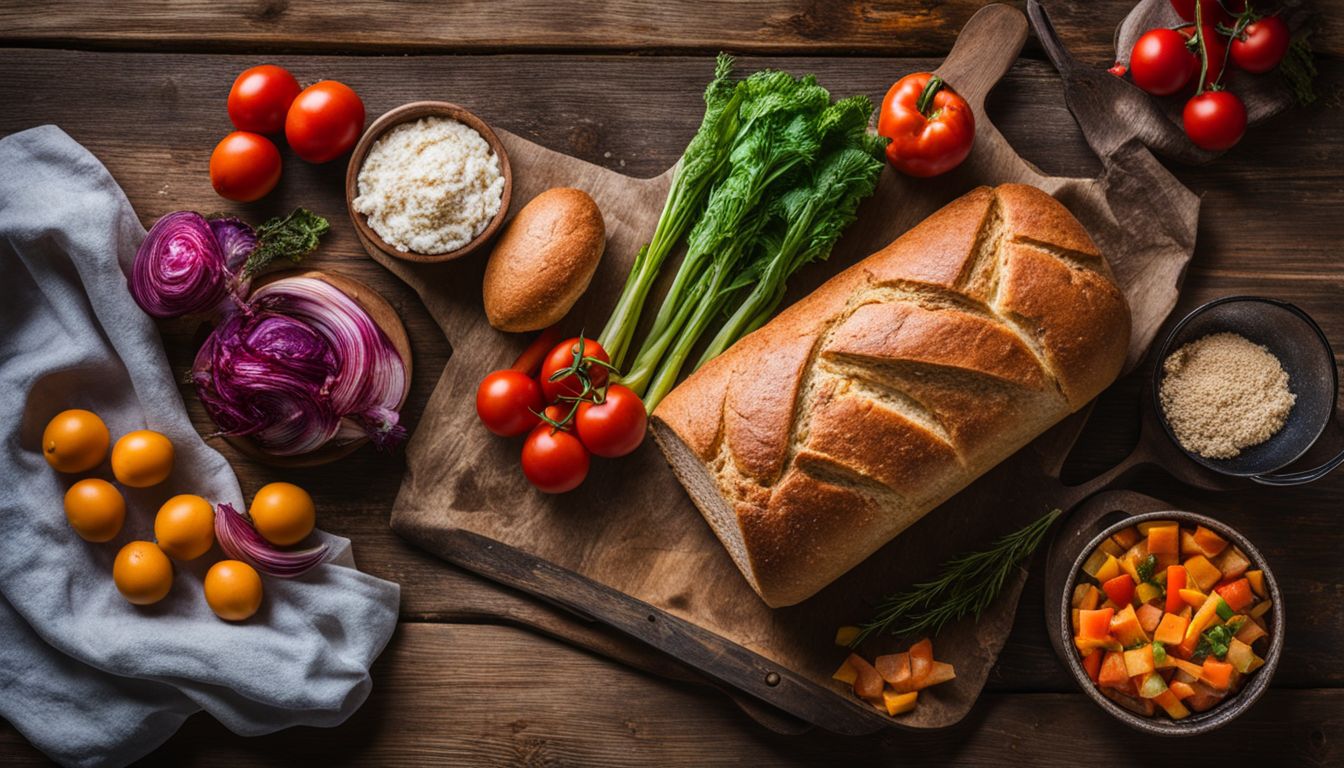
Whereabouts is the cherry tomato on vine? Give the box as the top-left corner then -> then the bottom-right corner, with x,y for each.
540,338 -> 611,403
285,80 -> 365,163
209,131 -> 282,202
521,423 -> 590,493
1231,16 -> 1290,73
1180,25 -> 1228,87
1130,28 -> 1199,96
227,65 -> 301,134
476,370 -> 543,437
542,404 -> 575,430
1169,0 -> 1243,27
1183,89 -> 1247,151
575,385 -> 647,458
877,72 -> 975,178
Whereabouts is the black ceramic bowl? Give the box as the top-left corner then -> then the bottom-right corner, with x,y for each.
1152,296 -> 1338,483
1059,510 -> 1283,736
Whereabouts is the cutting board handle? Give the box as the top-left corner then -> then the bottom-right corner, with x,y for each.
933,3 -> 1029,111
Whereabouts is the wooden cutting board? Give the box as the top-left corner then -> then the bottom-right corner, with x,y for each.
365,4 -> 1198,734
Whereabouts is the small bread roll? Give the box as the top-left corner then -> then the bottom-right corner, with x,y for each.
483,188 -> 605,332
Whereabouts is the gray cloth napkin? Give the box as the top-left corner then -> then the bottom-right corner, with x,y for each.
0,125 -> 401,768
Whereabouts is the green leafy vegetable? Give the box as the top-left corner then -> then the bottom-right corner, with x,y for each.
1136,554 -> 1158,584
1193,624 -> 1235,661
1152,640 -> 1167,666
1215,597 -> 1235,622
242,208 -> 331,280
850,509 -> 1061,646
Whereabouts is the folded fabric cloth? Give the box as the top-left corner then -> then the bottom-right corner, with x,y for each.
0,125 -> 401,768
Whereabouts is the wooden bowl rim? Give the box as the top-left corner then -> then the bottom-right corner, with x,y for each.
1057,509 -> 1284,736
344,100 -> 513,264
221,269 -> 413,468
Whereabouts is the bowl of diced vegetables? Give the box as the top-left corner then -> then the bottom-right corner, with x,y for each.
1059,511 -> 1282,735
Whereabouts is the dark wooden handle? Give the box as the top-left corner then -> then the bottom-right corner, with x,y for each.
933,3 -> 1028,111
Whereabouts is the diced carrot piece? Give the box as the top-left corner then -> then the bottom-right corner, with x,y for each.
1124,645 -> 1156,677
1146,524 -> 1179,555
1235,619 -> 1268,646
1246,569 -> 1265,597
1215,578 -> 1254,612
875,653 -> 910,687
1178,588 -> 1207,608
1200,658 -> 1235,691
907,638 -> 933,687
1137,603 -> 1164,634
1078,607 -> 1115,640
832,657 -> 858,685
1109,605 -> 1149,646
1102,574 -> 1136,607
882,689 -> 918,716
847,654 -> 884,700
1192,525 -> 1228,557
1184,555 -> 1223,592
1083,649 -> 1103,682
1111,526 -> 1140,550
1154,613 -> 1189,646
1169,680 -> 1196,700
1098,651 -> 1129,689
1153,689 -> 1191,719
1072,583 -> 1102,610
834,626 -> 860,646
1162,566 -> 1186,614
917,661 -> 956,690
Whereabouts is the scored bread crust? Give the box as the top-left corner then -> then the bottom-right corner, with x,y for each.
651,184 -> 1131,608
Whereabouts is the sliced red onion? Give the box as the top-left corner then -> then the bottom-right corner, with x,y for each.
209,217 -> 258,281
192,275 -> 406,456
130,211 -> 228,318
215,502 -> 329,578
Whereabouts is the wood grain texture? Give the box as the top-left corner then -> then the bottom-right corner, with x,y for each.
1,623 -> 1340,766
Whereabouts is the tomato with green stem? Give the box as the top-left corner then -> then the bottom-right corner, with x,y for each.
877,72 -> 975,178
1183,89 -> 1246,150
521,423 -> 589,493
1180,25 -> 1227,87
575,384 -> 647,458
1130,28 -> 1199,96
475,327 -> 559,436
1170,0 -> 1243,27
540,337 -> 611,402
1231,16 -> 1290,73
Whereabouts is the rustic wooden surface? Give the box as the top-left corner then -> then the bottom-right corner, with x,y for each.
2,0 -> 1343,763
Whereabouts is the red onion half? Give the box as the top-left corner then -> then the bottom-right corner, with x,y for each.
192,275 -> 406,456
215,502 -> 329,578
130,211 -> 230,318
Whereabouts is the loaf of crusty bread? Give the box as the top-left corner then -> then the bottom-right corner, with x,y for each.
651,184 -> 1131,607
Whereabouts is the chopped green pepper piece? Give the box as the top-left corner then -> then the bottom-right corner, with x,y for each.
1152,640 -> 1167,666
1215,597 -> 1234,622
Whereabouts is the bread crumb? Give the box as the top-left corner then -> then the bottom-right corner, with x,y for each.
1158,332 -> 1295,459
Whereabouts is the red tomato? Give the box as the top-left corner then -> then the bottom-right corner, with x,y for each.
1130,28 -> 1199,96
209,131 -> 282,202
284,80 -> 365,163
1180,25 -> 1229,87
1169,0 -> 1242,27
575,385 -> 647,458
1231,16 -> 1290,73
476,370 -> 543,437
227,65 -> 301,134
521,423 -> 590,493
540,338 -> 611,403
877,72 -> 975,178
1183,90 -> 1247,151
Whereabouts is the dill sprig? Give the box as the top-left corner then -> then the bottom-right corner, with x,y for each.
851,508 -> 1063,647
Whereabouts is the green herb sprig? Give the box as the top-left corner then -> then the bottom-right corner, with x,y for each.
241,208 -> 330,280
850,508 -> 1062,646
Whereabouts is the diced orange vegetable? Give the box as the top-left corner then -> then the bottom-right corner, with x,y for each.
1180,529 -> 1201,556
1083,650 -> 1103,682
832,657 -> 858,685
1178,605 -> 1193,621
1146,523 -> 1179,555
1200,658 -> 1234,691
1072,583 -> 1102,610
1168,680 -> 1196,700
1235,619 -> 1268,646
1178,588 -> 1208,609
1185,680 -> 1228,713
1124,645 -> 1156,677
1180,595 -> 1224,656
834,625 -> 860,646
1165,566 -> 1188,613
1102,574 -> 1136,607
1169,657 -> 1206,679
1137,603 -> 1164,634
875,652 -> 910,688
1075,635 -> 1122,653
1212,546 -> 1250,580
1215,578 -> 1254,612
1078,607 -> 1114,640
1072,608 -> 1080,636
1184,555 -> 1223,592
1111,526 -> 1140,550
1119,554 -> 1143,584
1250,599 -> 1273,620
847,654 -> 884,700
1246,569 -> 1265,597
907,638 -> 933,687
1136,520 -> 1174,535
1093,554 -> 1122,584
1153,689 -> 1191,718
1109,605 -> 1149,647
1154,613 -> 1189,646
1098,651 -> 1129,689
918,661 -> 956,690
1192,525 -> 1228,557
882,689 -> 918,716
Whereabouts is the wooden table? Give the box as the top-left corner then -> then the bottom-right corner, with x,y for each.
2,2 -> 1342,764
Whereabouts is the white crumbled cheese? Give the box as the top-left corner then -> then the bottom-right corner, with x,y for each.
353,116 -> 505,255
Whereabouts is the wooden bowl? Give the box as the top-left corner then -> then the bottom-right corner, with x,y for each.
345,101 -> 512,264
218,269 -> 413,468
1058,510 -> 1284,736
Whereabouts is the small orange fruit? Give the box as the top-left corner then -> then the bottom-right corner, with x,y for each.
249,482 -> 316,546
153,494 -> 215,560
111,429 -> 174,488
204,560 -> 263,621
63,478 -> 126,542
113,541 -> 173,605
42,409 -> 109,473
